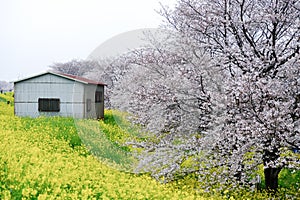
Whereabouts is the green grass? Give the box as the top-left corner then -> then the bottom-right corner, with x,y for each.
0,92 -> 14,102
0,96 -> 6,102
76,119 -> 136,171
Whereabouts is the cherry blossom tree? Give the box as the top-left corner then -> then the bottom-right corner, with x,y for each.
49,59 -> 99,76
66,0 -> 299,192
111,30 -> 226,183
159,0 -> 300,190
85,56 -> 134,108
49,58 -> 129,108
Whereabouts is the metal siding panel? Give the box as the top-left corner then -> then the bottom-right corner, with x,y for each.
72,82 -> 84,103
14,103 -> 21,116
14,73 -> 89,118
27,103 -> 39,118
84,84 -> 98,119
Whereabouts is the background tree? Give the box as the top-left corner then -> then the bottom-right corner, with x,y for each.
85,56 -> 133,108
49,59 -> 99,76
160,0 -> 300,190
0,81 -> 13,93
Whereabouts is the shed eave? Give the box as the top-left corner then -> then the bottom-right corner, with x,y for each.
13,71 -> 106,86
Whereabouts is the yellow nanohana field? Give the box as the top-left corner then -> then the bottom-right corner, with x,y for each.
1,93 -> 297,200
0,93 -> 211,200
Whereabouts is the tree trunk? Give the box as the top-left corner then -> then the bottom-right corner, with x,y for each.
264,167 -> 281,191
263,148 -> 282,191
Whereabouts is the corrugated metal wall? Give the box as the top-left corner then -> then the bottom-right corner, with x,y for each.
14,73 -> 105,119
14,74 -> 85,118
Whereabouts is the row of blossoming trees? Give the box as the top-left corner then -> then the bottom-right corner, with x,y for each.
51,0 -> 299,192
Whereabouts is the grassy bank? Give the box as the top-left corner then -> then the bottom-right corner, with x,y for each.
0,93 -> 298,199
0,94 -> 208,199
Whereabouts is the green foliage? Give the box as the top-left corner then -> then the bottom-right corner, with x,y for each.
279,169 -> 300,190
75,110 -> 149,171
0,92 -> 14,105
101,110 -> 148,144
76,119 -> 135,170
0,96 -> 6,102
100,110 -> 132,151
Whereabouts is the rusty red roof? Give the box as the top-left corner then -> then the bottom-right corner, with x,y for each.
56,72 -> 106,86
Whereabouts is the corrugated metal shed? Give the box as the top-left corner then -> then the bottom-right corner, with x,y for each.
14,71 -> 105,119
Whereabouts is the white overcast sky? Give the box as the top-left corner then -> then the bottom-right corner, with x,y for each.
0,0 -> 177,82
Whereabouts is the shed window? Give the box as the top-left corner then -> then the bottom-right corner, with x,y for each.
95,91 -> 102,103
38,98 -> 60,112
